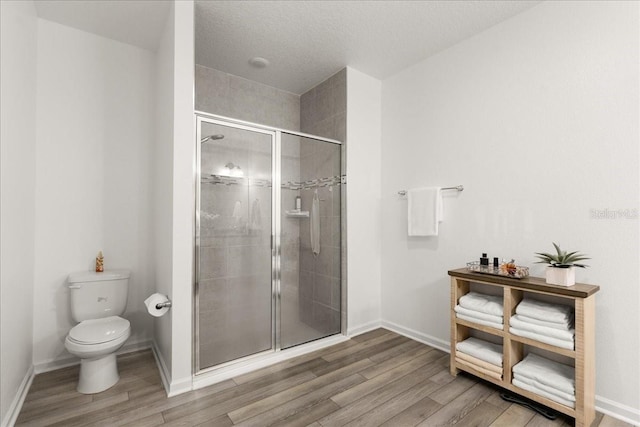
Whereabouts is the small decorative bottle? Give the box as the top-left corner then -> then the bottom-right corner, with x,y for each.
96,251 -> 104,272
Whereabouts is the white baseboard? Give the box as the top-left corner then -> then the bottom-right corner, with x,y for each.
167,376 -> 194,397
380,320 -> 450,353
150,341 -> 171,395
1,365 -> 34,427
149,341 -> 192,397
347,319 -> 382,337
596,395 -> 640,426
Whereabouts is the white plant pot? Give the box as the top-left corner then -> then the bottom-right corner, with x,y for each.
545,266 -> 575,286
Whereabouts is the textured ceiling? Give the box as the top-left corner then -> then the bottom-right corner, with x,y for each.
33,1 -> 542,95
195,1 -> 542,94
35,0 -> 171,51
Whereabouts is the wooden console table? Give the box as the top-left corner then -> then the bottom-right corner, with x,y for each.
449,268 -> 599,427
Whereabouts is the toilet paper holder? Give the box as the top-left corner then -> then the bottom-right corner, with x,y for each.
155,300 -> 172,309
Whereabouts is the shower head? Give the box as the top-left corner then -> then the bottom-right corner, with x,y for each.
201,134 -> 224,143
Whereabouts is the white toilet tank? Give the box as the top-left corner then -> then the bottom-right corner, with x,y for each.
68,269 -> 130,322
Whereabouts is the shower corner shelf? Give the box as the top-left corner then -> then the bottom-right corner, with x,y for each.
285,210 -> 309,218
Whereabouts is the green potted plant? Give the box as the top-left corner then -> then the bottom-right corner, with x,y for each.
534,242 -> 589,286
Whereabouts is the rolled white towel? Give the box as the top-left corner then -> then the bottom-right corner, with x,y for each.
512,378 -> 575,408
510,327 -> 574,350
454,305 -> 503,324
459,292 -> 504,317
516,314 -> 574,331
510,315 -> 575,341
512,353 -> 575,395
455,337 -> 503,367
456,313 -> 504,330
515,298 -> 573,325
513,373 -> 575,403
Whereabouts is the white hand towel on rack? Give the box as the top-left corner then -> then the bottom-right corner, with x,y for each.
311,190 -> 320,256
407,187 -> 442,236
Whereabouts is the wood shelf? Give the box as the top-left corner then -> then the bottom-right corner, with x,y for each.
449,268 -> 599,427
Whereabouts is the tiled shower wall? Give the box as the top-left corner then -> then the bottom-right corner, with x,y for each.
299,69 -> 347,334
195,65 -> 300,131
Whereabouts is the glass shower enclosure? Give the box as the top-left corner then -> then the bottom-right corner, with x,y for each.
195,114 -> 342,372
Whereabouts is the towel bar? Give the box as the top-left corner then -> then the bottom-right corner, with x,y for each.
398,185 -> 463,196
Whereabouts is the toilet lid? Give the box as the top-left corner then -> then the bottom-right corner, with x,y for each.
69,316 -> 130,344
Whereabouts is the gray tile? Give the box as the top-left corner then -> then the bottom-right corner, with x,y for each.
332,69 -> 347,115
299,270 -> 314,299
334,111 -> 346,142
313,274 -> 332,306
227,244 -> 271,277
195,65 -> 229,114
199,246 -> 227,279
300,87 -> 317,132
315,243 -> 333,276
314,78 -> 335,124
331,277 -> 341,310
332,186 -> 342,216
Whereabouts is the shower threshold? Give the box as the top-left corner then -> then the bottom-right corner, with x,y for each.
191,333 -> 348,391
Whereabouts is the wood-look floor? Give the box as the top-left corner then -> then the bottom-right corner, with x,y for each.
16,329 -> 628,427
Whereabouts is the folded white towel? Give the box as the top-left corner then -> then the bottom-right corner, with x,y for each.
407,187 -> 442,236
512,353 -> 575,395
455,337 -> 503,367
513,373 -> 575,403
457,313 -> 504,330
515,298 -> 573,324
457,352 -> 502,373
459,292 -> 504,317
455,358 -> 502,381
516,314 -> 574,331
510,315 -> 575,341
454,305 -> 503,324
510,327 -> 574,350
512,378 -> 575,408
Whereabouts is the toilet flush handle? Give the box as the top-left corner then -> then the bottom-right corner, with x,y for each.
69,284 -> 82,289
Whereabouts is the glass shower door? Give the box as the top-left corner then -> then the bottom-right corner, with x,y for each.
279,133 -> 342,349
196,118 -> 274,370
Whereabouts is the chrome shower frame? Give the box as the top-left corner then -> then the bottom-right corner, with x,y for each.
194,111 -> 344,376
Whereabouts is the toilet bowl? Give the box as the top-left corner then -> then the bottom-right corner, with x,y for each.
65,269 -> 131,394
65,316 -> 131,394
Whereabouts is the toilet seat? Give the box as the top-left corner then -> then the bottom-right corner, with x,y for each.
68,316 -> 130,345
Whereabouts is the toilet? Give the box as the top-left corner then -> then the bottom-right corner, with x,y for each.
65,269 -> 131,394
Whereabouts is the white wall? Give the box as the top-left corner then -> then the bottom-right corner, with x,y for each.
346,67 -> 383,334
33,19 -> 157,369
153,0 -> 175,388
0,1 -> 38,424
169,0 -> 195,394
381,0 -> 639,422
